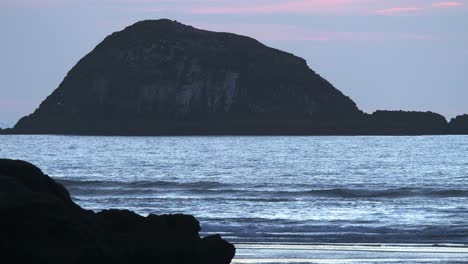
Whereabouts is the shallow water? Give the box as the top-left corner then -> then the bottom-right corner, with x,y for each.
0,135 -> 467,244
234,243 -> 468,264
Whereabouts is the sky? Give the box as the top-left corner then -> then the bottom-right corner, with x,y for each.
1,0 -> 467,122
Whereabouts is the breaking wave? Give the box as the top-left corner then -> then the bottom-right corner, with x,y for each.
59,179 -> 468,199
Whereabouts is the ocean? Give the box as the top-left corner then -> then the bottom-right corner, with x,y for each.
1,134 -> 467,262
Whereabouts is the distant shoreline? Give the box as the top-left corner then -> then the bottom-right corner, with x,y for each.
4,112 -> 468,136
2,132 -> 468,136
3,112 -> 467,136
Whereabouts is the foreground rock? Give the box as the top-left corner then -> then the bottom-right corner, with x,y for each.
448,114 -> 468,134
0,159 -> 235,264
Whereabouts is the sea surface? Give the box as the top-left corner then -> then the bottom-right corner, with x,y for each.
1,135 -> 467,248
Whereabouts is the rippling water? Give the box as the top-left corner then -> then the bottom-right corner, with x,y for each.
1,135 -> 467,244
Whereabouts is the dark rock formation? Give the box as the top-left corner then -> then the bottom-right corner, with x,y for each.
7,19 -> 466,135
0,159 -> 235,264
13,19 -> 363,135
0,128 -> 13,134
448,114 -> 468,134
367,110 -> 448,135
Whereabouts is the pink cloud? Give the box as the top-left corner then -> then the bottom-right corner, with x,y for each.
4,0 -> 465,16
376,1 -> 464,16
192,23 -> 437,42
188,0 -> 373,15
375,7 -> 424,15
432,2 -> 464,8
297,32 -> 436,42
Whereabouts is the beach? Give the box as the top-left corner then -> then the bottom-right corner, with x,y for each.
233,243 -> 468,263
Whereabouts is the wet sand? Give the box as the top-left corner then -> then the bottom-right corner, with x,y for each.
233,243 -> 468,264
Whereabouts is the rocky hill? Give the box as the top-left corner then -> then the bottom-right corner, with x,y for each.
8,19 -> 466,135
13,19 -> 363,135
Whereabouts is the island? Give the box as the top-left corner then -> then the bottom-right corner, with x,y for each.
3,19 -> 467,135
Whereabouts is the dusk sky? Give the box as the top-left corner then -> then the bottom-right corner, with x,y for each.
1,0 -> 467,122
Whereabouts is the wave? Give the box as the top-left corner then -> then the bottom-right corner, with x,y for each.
58,179 -> 468,199
200,220 -> 468,243
302,188 -> 468,198
58,179 -> 227,189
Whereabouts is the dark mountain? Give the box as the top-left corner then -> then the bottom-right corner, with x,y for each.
13,19 -> 364,135
8,19 -> 466,135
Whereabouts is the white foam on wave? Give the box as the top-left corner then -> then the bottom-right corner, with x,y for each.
235,243 -> 468,253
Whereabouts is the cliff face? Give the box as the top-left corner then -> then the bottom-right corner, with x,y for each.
14,19 -> 362,135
